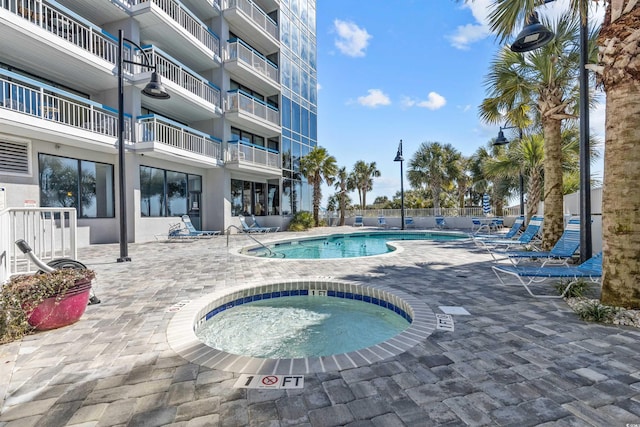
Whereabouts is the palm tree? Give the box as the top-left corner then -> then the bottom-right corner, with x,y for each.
408,142 -> 462,214
479,13 -> 593,250
299,147 -> 338,227
333,166 -> 350,226
478,0 -> 640,308
349,161 -> 381,211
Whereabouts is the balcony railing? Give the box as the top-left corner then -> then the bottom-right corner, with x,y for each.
227,141 -> 280,168
142,0 -> 221,59
2,0 -> 120,64
0,68 -> 132,139
225,90 -> 279,126
226,38 -> 279,84
141,46 -> 222,111
224,0 -> 278,41
138,115 -> 222,160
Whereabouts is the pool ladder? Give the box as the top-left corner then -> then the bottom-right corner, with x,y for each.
225,225 -> 275,257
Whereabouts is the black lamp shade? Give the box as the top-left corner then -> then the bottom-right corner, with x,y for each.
142,72 -> 170,99
494,129 -> 509,146
510,11 -> 555,53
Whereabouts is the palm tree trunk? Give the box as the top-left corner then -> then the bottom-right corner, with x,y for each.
540,117 -> 565,250
600,81 -> 640,308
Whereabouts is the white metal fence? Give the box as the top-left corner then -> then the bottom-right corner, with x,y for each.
0,208 -> 78,283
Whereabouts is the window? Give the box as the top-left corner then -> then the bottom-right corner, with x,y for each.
39,153 -> 114,218
140,166 -> 200,217
231,179 -> 279,216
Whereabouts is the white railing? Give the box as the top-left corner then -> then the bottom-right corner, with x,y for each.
0,69 -> 132,139
2,0 -> 120,64
142,47 -> 222,109
138,115 -> 222,159
144,0 -> 221,58
0,208 -> 78,283
224,0 -> 279,41
227,141 -> 280,168
225,39 -> 279,84
353,208 -> 519,218
225,91 -> 279,126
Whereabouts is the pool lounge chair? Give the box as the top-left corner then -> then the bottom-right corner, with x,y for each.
377,216 -> 388,229
501,217 -> 580,266
492,252 -> 602,298
473,215 -> 524,239
476,215 -> 543,255
251,215 -> 280,232
181,215 -> 220,237
353,215 -> 364,227
435,216 -> 446,229
239,215 -> 270,233
404,216 -> 415,229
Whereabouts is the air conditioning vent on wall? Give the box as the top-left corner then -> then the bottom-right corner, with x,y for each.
0,141 -> 30,175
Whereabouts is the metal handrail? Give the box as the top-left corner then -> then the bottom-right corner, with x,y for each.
225,225 -> 273,257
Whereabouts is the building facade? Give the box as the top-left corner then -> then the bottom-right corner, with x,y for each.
0,0 -> 317,244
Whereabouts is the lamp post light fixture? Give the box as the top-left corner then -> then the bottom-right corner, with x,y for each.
394,140 -> 405,230
493,125 -> 526,217
117,29 -> 170,262
509,0 -> 592,263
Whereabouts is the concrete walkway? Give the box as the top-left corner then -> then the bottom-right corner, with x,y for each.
1,227 -> 639,426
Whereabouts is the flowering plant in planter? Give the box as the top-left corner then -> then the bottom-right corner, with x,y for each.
0,268 -> 96,343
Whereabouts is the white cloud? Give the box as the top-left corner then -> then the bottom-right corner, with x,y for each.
357,89 -> 391,108
448,0 -> 492,50
333,19 -> 372,57
402,92 -> 447,110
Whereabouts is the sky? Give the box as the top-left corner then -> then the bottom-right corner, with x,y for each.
315,0 -> 606,207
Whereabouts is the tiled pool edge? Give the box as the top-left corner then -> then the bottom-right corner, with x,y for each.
166,279 -> 437,374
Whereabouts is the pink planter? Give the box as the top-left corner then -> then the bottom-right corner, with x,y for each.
27,279 -> 92,331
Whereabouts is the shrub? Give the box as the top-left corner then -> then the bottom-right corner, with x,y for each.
573,300 -> 620,323
554,278 -> 592,298
288,211 -> 315,231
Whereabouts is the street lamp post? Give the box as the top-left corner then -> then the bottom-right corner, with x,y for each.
394,140 -> 405,230
117,29 -> 170,262
509,0 -> 591,263
494,125 -> 526,217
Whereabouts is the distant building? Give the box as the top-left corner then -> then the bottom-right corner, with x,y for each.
0,0 -> 317,243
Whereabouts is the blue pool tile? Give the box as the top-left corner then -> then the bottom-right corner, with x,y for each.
328,290 -> 336,297
282,290 -> 290,296
355,294 -> 363,301
345,292 -> 354,299
300,290 -> 309,296
271,291 -> 281,298
337,292 -> 345,298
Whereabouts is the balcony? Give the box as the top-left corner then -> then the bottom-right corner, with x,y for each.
0,68 -> 131,151
226,141 -> 280,177
135,115 -> 223,167
0,0 -> 121,93
141,46 -> 222,122
225,90 -> 280,137
181,0 -> 222,19
224,38 -> 279,95
132,0 -> 222,72
223,0 -> 279,54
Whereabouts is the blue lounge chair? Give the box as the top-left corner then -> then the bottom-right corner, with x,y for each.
181,215 -> 220,237
404,216 -> 415,229
473,215 -> 524,239
353,215 -> 364,227
502,217 -> 580,266
377,216 -> 388,229
476,215 -> 543,254
251,215 -> 279,232
435,216 -> 446,229
239,215 -> 269,233
492,252 -> 602,298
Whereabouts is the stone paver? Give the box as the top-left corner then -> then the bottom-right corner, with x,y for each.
1,227 -> 640,426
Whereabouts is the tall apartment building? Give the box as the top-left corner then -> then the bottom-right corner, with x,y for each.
0,0 -> 317,244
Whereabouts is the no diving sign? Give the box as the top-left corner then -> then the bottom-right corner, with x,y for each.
234,374 -> 304,389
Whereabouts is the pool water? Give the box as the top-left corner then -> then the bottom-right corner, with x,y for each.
246,231 -> 467,259
196,296 -> 410,358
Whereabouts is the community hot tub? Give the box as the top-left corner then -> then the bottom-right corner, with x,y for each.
167,279 -> 437,374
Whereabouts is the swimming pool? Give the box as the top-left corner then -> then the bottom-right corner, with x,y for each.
242,231 -> 469,259
167,279 -> 437,374
196,295 -> 411,358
